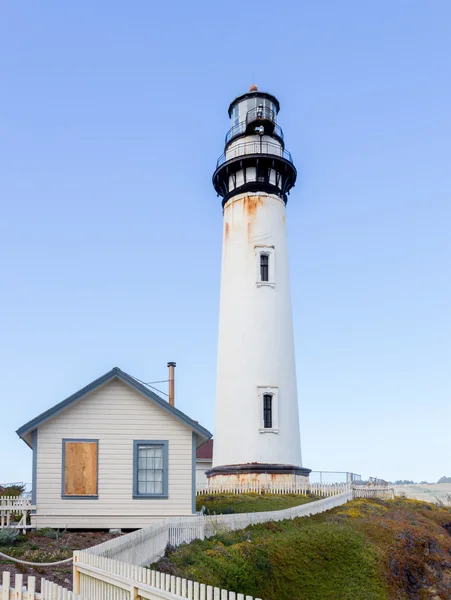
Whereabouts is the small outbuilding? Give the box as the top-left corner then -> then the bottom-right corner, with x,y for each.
16,367 -> 212,529
196,439 -> 213,486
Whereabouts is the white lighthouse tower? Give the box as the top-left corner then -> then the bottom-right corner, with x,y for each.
208,86 -> 310,486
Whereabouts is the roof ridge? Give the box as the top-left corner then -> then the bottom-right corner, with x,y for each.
16,367 -> 212,443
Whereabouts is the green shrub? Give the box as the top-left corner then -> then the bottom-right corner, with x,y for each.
153,497 -> 451,599
1,485 -> 26,497
0,528 -> 20,547
41,528 -> 66,540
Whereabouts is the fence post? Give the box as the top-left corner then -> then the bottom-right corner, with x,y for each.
27,576 -> 36,600
2,571 -> 10,600
130,585 -> 139,600
73,552 -> 80,595
15,574 -> 23,600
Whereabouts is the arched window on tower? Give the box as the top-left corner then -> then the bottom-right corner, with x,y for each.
263,394 -> 272,429
255,246 -> 275,287
258,386 -> 278,432
260,254 -> 269,282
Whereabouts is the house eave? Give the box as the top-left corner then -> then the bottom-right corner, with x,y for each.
16,367 -> 212,444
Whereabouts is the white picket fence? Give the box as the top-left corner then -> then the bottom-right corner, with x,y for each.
75,552 -> 261,600
77,492 -> 353,600
196,482 -> 351,496
0,498 -> 34,532
0,571 -> 85,600
1,487 -> 393,600
84,491 -> 352,564
352,486 -> 395,500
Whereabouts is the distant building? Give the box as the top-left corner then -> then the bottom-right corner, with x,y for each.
196,439 -> 213,485
16,367 -> 211,529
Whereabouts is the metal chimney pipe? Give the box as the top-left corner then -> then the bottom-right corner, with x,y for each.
167,362 -> 176,406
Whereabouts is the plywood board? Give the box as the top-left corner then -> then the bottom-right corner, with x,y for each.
64,442 -> 97,496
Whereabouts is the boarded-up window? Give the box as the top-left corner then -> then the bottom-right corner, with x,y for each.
63,440 -> 98,497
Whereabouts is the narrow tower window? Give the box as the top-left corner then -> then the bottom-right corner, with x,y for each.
260,254 -> 269,282
263,394 -> 272,429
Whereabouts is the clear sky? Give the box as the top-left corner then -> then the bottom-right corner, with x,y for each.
1,1 -> 450,485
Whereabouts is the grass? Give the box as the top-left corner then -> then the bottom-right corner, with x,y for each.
154,497 -> 451,600
196,492 -> 315,514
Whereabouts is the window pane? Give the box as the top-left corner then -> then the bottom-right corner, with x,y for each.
260,254 -> 269,282
136,444 -> 165,495
263,394 -> 272,428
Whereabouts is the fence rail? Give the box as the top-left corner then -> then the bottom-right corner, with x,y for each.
0,497 -> 34,532
196,482 -> 351,496
0,571 -> 85,600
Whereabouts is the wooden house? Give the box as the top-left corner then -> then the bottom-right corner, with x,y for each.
16,367 -> 211,529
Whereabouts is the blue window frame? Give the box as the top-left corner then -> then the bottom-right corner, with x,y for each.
133,440 -> 168,499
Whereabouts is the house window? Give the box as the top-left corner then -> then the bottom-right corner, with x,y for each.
255,246 -> 275,287
258,387 -> 279,432
133,440 -> 168,498
260,254 -> 269,282
62,439 -> 98,499
263,394 -> 272,428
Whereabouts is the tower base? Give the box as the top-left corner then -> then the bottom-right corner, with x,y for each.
206,463 -> 311,487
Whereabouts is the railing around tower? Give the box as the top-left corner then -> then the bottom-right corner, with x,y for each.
216,140 -> 293,168
225,121 -> 284,146
246,105 -> 276,126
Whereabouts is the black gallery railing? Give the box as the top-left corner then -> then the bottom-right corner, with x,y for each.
216,141 -> 293,169
225,121 -> 284,146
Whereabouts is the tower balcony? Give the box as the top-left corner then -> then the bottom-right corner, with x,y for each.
225,107 -> 284,147
216,140 -> 293,169
213,140 -> 297,205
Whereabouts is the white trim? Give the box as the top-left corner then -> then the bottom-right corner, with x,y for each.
255,245 -> 275,287
257,386 -> 279,432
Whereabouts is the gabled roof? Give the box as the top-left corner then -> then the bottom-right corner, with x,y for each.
16,367 -> 212,446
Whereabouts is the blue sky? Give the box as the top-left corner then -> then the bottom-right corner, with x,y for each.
1,1 -> 450,485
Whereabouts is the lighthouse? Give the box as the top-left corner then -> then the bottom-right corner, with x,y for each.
208,86 -> 310,486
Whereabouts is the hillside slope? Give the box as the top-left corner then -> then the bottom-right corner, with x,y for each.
196,492 -> 315,514
153,497 -> 451,600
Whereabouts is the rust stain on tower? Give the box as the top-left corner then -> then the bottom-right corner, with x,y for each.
243,195 -> 263,218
